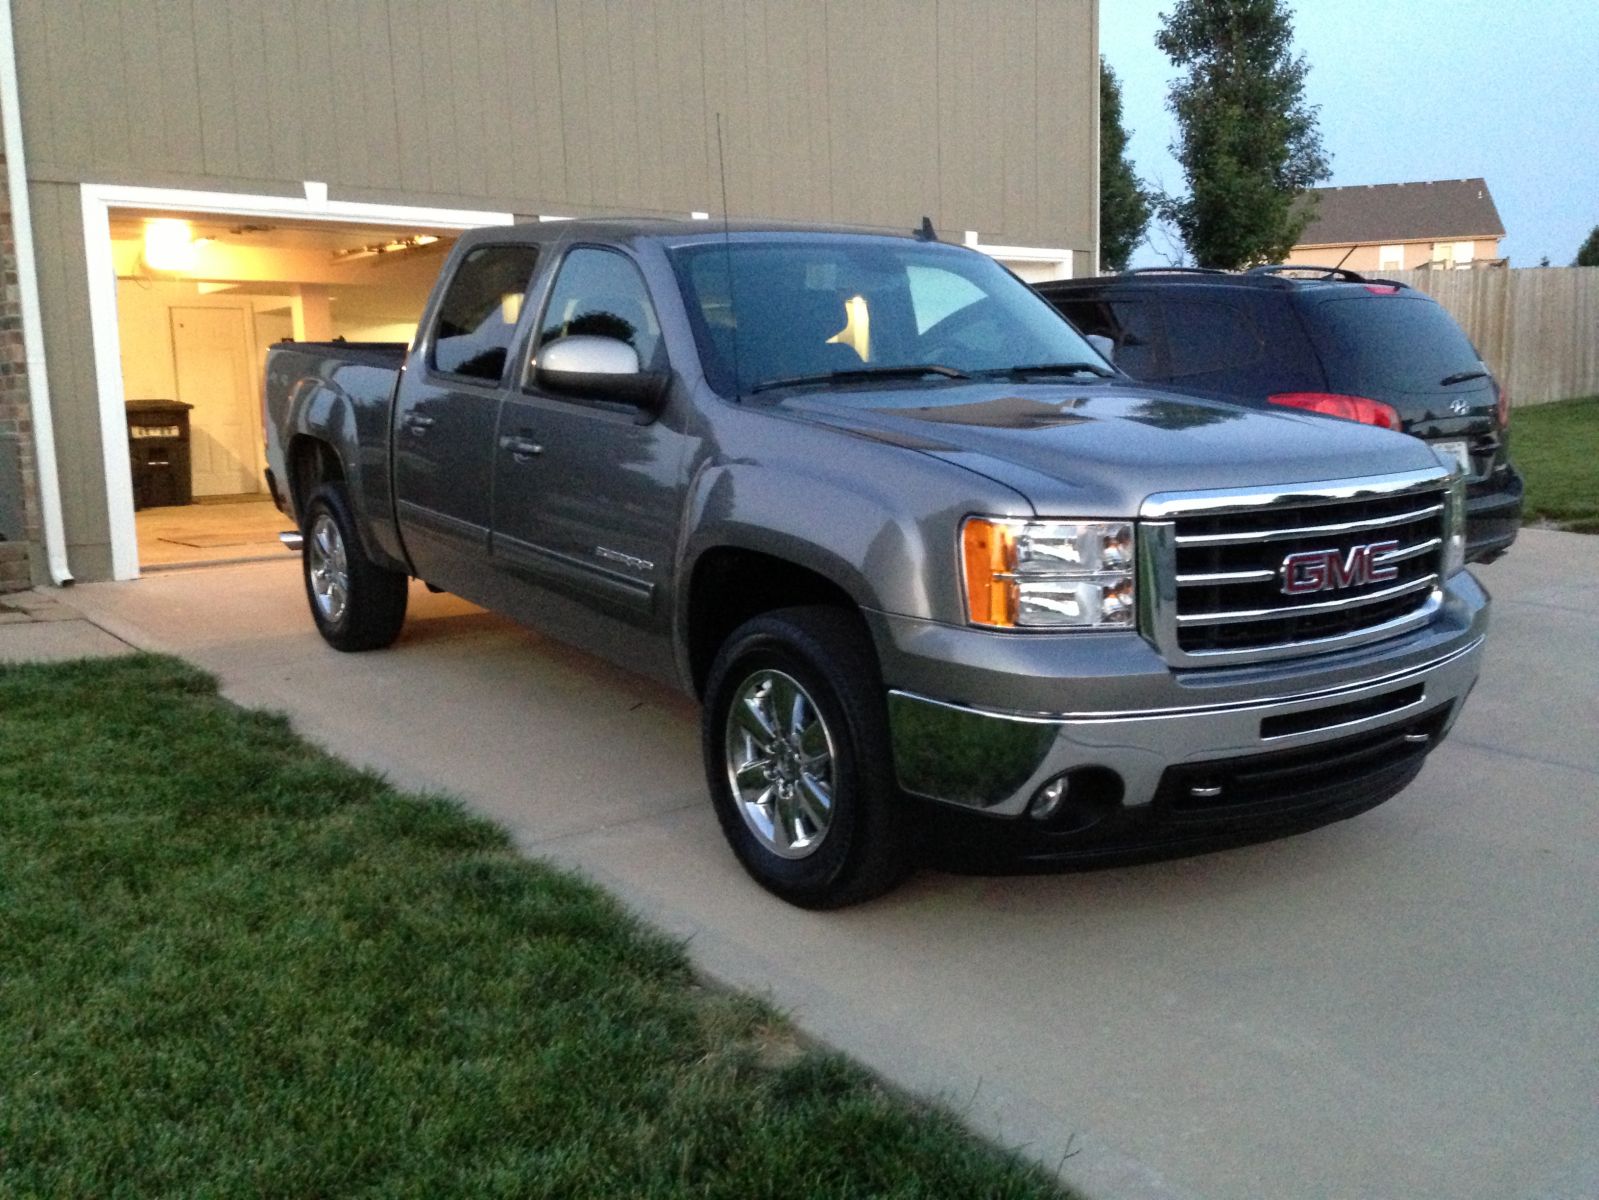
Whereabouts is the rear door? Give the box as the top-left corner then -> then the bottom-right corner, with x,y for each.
393,243 -> 541,586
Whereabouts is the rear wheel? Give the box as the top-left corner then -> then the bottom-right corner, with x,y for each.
702,606 -> 909,908
301,482 -> 408,652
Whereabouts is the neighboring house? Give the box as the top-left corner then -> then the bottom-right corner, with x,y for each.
0,0 -> 1100,588
1285,178 -> 1506,274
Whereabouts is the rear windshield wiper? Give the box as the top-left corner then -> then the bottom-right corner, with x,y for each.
1440,369 -> 1490,386
749,364 -> 971,393
981,362 -> 1117,381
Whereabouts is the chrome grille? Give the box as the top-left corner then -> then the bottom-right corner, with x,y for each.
1140,470 -> 1453,666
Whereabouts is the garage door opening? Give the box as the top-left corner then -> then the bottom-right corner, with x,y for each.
108,211 -> 455,570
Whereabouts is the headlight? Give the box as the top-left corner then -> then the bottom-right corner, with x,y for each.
961,518 -> 1136,629
1442,476 -> 1467,576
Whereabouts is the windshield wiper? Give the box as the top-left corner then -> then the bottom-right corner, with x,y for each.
749,364 -> 971,394
982,361 -> 1117,381
1440,369 -> 1490,386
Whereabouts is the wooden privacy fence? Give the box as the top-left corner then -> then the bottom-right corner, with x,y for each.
1376,266 -> 1599,406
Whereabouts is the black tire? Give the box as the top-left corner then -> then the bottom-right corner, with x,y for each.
702,606 -> 910,908
300,482 -> 408,652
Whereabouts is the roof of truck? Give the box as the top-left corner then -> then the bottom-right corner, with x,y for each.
457,216 -> 937,246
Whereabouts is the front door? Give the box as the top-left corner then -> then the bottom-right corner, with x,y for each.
170,307 -> 260,496
492,246 -> 690,632
392,243 -> 541,587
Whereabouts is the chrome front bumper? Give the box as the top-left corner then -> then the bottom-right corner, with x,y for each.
887,631 -> 1483,819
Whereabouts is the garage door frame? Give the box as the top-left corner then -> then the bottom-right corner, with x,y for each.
80,180 -> 515,581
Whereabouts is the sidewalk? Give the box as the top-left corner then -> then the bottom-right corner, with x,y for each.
0,588 -> 134,664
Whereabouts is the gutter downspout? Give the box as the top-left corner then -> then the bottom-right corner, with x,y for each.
0,0 -> 72,585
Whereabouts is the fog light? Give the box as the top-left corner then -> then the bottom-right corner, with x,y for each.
1029,774 -> 1071,821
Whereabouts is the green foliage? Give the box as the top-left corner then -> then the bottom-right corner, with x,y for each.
0,655 -> 1071,1199
1155,0 -> 1330,268
1575,225 -> 1599,267
1099,58 -> 1151,272
1509,395 -> 1599,531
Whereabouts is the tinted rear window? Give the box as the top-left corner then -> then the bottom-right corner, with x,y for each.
1162,299 -> 1264,378
431,245 -> 541,381
1308,295 -> 1482,395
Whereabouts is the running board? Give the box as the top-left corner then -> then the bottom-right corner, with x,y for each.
278,531 -> 303,552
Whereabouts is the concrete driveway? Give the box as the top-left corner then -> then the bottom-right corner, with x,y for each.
59,529 -> 1597,1200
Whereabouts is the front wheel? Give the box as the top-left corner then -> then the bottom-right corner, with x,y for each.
702,606 -> 909,908
301,482 -> 408,652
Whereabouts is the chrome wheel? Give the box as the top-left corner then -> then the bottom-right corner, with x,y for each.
724,668 -> 837,859
307,512 -> 350,627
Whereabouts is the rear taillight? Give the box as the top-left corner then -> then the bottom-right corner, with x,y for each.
1268,392 -> 1403,430
1496,386 -> 1510,429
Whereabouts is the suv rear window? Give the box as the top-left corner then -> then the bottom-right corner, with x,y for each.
1307,295 -> 1482,395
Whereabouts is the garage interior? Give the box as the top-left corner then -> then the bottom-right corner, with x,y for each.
110,212 -> 456,569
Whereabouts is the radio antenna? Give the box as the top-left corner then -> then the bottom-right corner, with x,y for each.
715,112 -> 742,402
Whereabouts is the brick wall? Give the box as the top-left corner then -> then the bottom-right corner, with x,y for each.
0,92 -> 40,589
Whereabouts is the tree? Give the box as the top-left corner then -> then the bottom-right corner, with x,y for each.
1099,57 -> 1150,272
1576,225 -> 1599,267
1155,0 -> 1330,268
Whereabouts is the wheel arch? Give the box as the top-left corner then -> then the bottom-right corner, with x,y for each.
682,544 -> 871,698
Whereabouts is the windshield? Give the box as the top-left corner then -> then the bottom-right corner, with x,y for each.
667,236 -> 1104,398
1309,295 -> 1486,395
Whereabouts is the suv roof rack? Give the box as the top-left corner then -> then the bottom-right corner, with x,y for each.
1248,264 -> 1368,281
1119,266 -> 1227,276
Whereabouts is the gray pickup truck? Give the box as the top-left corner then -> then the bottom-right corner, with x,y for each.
264,219 -> 1488,907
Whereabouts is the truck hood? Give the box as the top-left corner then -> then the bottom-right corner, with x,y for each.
773,381 -> 1446,516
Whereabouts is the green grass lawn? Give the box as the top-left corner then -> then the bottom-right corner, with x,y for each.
1512,395 -> 1599,532
0,655 -> 1068,1199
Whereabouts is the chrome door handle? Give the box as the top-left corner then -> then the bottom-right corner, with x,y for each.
499,434 -> 544,461
402,413 -> 436,434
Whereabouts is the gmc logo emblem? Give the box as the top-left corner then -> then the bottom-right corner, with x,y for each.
1281,540 -> 1400,595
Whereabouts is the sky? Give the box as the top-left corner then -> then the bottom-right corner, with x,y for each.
1099,0 -> 1599,267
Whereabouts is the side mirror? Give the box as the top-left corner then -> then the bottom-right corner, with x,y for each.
534,335 -> 667,418
1086,333 -> 1115,365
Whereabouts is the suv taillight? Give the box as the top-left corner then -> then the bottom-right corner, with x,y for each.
1496,386 -> 1510,429
1268,392 -> 1402,430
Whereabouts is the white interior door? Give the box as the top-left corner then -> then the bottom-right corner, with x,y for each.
170,306 -> 261,497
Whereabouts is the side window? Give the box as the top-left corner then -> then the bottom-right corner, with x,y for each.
430,244 -> 541,381
1162,299 -> 1263,378
1101,300 -> 1162,377
536,247 -> 663,369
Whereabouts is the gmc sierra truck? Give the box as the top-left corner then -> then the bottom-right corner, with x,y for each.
264,219 -> 1488,908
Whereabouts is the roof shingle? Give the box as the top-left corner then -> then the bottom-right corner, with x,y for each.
1294,179 -> 1505,246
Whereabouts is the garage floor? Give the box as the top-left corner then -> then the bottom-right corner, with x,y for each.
136,495 -> 292,569
47,533 -> 1599,1200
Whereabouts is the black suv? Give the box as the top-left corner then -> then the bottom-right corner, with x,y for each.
1036,266 -> 1522,563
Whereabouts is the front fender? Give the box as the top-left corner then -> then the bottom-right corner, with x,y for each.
677,444 -> 1028,628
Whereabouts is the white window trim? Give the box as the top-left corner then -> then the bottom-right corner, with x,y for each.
963,230 -> 1073,280
1378,244 -> 1404,270
80,181 -> 514,580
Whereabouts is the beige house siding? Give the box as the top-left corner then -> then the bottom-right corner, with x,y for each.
9,0 -> 1099,581
1284,237 -> 1501,273
13,0 -> 1096,248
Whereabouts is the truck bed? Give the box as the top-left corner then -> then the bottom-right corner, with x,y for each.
278,340 -> 409,369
